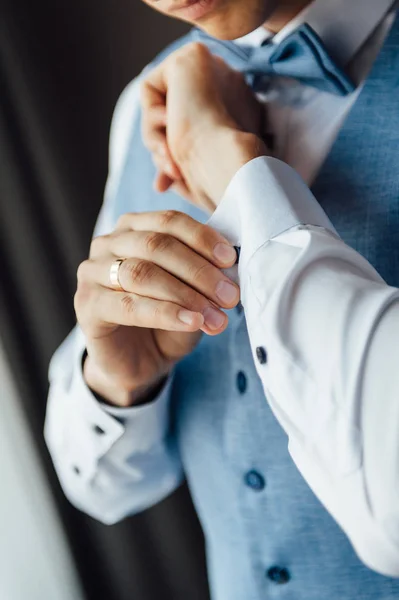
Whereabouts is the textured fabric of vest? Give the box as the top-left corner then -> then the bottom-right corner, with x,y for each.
112,20 -> 399,600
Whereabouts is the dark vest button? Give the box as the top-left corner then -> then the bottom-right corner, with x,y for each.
236,371 -> 247,394
236,301 -> 243,315
93,424 -> 105,435
256,346 -> 267,364
266,566 -> 290,584
244,470 -> 265,491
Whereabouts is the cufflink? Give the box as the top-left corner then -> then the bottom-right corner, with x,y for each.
234,246 -> 241,264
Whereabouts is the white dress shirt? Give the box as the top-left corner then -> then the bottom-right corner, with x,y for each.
45,0 -> 399,576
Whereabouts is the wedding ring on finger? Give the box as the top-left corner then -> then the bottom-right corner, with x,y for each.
109,258 -> 126,291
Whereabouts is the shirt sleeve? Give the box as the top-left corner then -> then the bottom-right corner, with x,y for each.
44,77 -> 183,525
208,155 -> 399,576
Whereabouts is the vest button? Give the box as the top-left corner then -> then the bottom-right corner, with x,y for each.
266,566 -> 290,584
244,470 -> 265,491
256,346 -> 267,364
236,301 -> 243,315
236,371 -> 247,394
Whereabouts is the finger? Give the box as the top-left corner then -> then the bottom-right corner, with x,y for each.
141,63 -> 181,170
141,105 -> 167,149
115,211 -> 238,269
141,77 -> 171,153
89,233 -> 116,260
141,70 -> 167,111
152,149 -> 181,180
108,229 -> 240,310
148,104 -> 167,127
82,257 -> 228,335
161,143 -> 181,179
142,121 -> 165,152
155,176 -> 196,204
98,287 -> 205,332
154,171 -> 174,193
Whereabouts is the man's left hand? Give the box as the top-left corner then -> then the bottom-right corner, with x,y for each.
141,42 -> 269,212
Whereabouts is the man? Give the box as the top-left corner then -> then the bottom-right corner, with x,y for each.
45,0 -> 399,597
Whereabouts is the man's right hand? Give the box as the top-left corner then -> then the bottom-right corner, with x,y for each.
74,210 -> 239,407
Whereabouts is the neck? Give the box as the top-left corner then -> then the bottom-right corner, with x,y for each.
265,0 -> 312,33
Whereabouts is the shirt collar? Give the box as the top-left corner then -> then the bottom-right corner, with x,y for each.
234,0 -> 396,65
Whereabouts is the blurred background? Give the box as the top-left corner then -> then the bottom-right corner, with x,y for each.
0,2 -> 210,598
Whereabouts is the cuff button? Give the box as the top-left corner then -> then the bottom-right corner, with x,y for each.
256,346 -> 267,365
93,424 -> 106,435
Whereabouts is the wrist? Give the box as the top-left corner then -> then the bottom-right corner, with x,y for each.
83,353 -> 168,408
185,127 -> 268,207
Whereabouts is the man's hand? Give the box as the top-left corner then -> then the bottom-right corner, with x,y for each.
75,210 -> 239,407
141,43 -> 269,211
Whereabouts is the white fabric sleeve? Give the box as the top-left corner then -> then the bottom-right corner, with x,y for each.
44,78 -> 183,525
208,155 -> 399,576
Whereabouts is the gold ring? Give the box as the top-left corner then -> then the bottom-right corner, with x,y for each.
109,258 -> 126,291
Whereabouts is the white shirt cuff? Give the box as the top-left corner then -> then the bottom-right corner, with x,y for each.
208,155 -> 337,277
52,334 -> 174,482
98,375 -> 175,454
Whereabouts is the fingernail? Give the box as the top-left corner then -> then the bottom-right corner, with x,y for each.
215,281 -> 239,305
178,309 -> 200,325
213,243 -> 237,264
203,307 -> 225,330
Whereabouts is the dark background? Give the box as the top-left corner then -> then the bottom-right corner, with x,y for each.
0,2 -> 210,598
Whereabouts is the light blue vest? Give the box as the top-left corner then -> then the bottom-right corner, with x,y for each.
113,19 -> 399,600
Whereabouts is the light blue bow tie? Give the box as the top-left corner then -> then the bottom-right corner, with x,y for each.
194,23 -> 356,96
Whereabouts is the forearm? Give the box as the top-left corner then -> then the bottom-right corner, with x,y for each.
360,299 -> 399,550
207,153 -> 399,574
83,352 -> 169,407
45,326 -> 183,524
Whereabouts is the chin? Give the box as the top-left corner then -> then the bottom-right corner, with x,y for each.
198,0 -> 277,40
157,0 -> 278,41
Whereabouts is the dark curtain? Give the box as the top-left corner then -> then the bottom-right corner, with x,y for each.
0,2 -> 210,599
